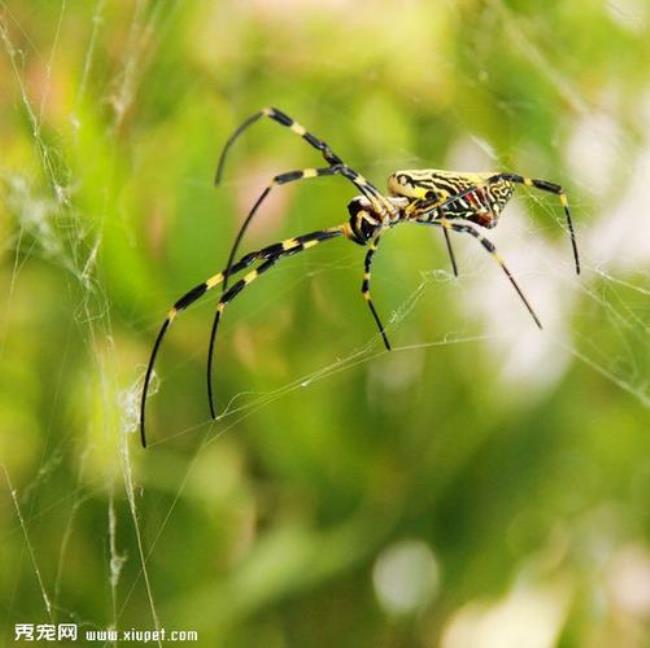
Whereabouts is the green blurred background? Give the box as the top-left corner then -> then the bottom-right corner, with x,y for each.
1,1 -> 650,646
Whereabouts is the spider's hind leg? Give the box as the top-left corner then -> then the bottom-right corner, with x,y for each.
140,227 -> 345,447
493,173 -> 580,274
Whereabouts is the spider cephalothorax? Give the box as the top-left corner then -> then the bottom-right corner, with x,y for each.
345,195 -> 407,244
139,107 -> 580,447
345,196 -> 379,244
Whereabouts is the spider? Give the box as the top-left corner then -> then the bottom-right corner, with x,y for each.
139,107 -> 580,447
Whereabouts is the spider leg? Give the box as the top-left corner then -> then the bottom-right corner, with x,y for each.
420,219 -> 543,330
499,173 -> 579,275
363,216 -> 454,346
362,235 -> 391,350
140,226 -> 345,447
430,174 -> 579,275
215,107 -> 342,183
206,228 -> 344,420
215,107 -> 389,210
222,163 -> 382,291
441,221 -> 459,277
406,200 -> 459,277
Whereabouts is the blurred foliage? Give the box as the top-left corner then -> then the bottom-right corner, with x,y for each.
1,1 -> 650,646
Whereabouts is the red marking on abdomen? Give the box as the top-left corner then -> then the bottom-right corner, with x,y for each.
467,187 -> 486,209
474,211 -> 495,227
466,188 -> 494,226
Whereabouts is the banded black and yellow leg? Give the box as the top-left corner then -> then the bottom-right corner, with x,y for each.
222,163 -> 381,291
207,227 -> 345,419
206,258 -> 278,419
215,107 -> 342,184
422,219 -> 543,330
498,173 -> 579,275
215,107 -> 388,207
362,236 -> 391,350
431,174 -> 580,275
140,227 -> 345,447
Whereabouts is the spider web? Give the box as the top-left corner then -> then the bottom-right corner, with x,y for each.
1,1 -> 649,646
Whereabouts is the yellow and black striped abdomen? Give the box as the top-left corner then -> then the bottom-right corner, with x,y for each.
387,169 -> 514,227
387,169 -> 487,200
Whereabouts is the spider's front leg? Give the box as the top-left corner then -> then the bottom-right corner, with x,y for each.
205,227 -> 348,420
140,227 -> 345,446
